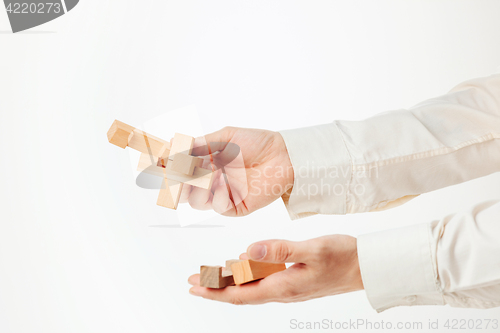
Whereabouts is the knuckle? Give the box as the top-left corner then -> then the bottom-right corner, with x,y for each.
222,126 -> 235,132
188,196 -> 207,210
311,238 -> 332,259
212,200 -> 230,215
274,242 -> 292,262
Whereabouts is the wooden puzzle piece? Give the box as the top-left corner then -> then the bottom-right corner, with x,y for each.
160,133 -> 197,209
107,120 -> 135,149
108,120 -> 170,156
128,128 -> 170,157
169,133 -> 195,156
108,120 -> 216,209
199,259 -> 286,289
230,260 -> 286,285
137,152 -> 165,178
163,133 -> 205,175
137,153 -> 214,189
224,259 -> 243,275
163,163 -> 214,189
156,176 -> 183,210
167,153 -> 204,176
200,266 -> 235,289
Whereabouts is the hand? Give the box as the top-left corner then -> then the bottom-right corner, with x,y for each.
188,235 -> 364,304
179,127 -> 294,216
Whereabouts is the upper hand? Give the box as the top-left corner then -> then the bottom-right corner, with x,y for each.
180,127 -> 294,216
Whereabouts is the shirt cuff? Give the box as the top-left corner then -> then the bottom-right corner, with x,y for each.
279,122 -> 352,220
357,223 -> 445,312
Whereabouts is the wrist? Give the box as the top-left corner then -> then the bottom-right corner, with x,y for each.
351,238 -> 364,291
276,132 -> 295,190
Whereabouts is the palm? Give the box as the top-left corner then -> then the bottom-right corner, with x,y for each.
185,127 -> 293,216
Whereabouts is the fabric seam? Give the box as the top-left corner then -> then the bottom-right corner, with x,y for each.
351,133 -> 499,170
334,120 -> 354,215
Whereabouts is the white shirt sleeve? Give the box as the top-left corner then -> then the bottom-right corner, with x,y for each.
358,200 -> 500,312
279,73 -> 500,220
279,73 -> 500,311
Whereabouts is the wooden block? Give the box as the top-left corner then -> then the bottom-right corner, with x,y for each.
155,133 -> 195,209
224,259 -> 243,276
157,145 -> 171,165
110,120 -> 214,209
137,153 -> 165,178
200,266 -> 235,289
164,163 -> 214,189
137,153 -> 214,190
169,133 -> 195,157
156,177 -> 182,209
128,129 -> 170,157
230,260 -> 286,285
107,120 -> 135,149
170,154 -> 204,175
159,133 -> 195,170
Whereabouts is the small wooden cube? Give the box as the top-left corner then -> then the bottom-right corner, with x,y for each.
224,259 -> 243,275
230,260 -> 286,285
107,120 -> 135,149
169,133 -> 195,156
200,266 -> 235,289
170,153 -> 204,175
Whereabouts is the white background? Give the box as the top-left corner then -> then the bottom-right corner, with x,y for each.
1,1 -> 500,332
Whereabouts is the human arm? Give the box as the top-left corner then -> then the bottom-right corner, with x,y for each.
188,201 -> 500,312
181,73 -> 500,218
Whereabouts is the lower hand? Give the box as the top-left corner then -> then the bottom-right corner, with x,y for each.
188,235 -> 364,304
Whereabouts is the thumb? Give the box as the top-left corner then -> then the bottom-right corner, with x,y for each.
246,240 -> 309,264
191,127 -> 236,157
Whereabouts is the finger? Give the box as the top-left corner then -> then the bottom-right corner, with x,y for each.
187,187 -> 213,210
188,274 -> 200,286
191,127 -> 235,157
211,176 -> 236,216
246,239 -> 310,264
179,184 -> 192,203
238,253 -> 249,260
189,276 -> 282,305
210,143 -> 242,169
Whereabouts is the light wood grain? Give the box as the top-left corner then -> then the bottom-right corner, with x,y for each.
110,120 -> 214,209
156,177 -> 182,209
200,266 -> 235,289
137,153 -> 164,177
158,133 -> 195,209
128,129 -> 170,157
137,153 -> 214,190
169,133 -> 195,156
170,153 -> 204,175
230,260 -> 286,285
224,259 -> 243,276
107,120 -> 135,149
164,163 -> 214,189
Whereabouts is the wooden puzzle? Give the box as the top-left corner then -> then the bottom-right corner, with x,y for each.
200,259 -> 286,288
107,120 -> 215,209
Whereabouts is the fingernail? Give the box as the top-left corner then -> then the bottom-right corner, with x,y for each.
249,244 -> 267,260
189,288 -> 199,296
